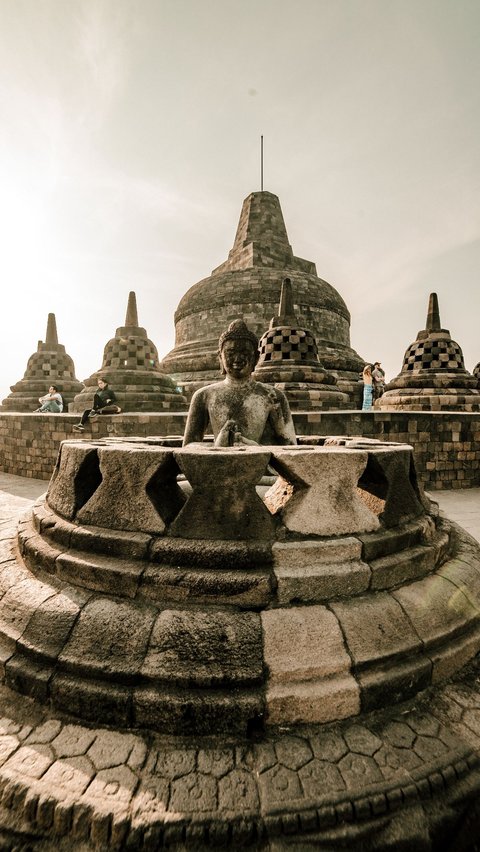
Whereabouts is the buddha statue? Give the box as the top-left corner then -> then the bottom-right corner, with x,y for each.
183,320 -> 296,446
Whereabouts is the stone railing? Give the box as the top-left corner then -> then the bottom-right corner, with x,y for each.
1,409 -> 479,489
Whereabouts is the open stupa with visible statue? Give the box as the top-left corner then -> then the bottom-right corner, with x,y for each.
0,319 -> 479,849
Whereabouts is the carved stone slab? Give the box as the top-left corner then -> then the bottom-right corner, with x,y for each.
170,446 -> 276,540
77,445 -> 185,534
270,447 -> 379,536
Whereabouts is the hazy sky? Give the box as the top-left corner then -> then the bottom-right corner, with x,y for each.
0,0 -> 479,402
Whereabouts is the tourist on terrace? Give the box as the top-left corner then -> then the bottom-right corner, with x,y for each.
73,378 -> 121,432
183,319 -> 296,447
34,385 -> 63,413
361,365 -> 374,411
372,361 -> 386,398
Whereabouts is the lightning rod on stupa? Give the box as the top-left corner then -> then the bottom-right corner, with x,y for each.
261,135 -> 264,191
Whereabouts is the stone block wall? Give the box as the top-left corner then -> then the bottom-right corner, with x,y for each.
0,410 -> 478,489
0,413 -> 187,481
294,410 -> 480,490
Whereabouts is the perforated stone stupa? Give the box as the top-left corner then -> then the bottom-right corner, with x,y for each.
474,361 -> 480,388
71,291 -> 187,413
162,191 -> 364,401
254,277 -> 350,410
0,313 -> 83,412
378,292 -> 480,411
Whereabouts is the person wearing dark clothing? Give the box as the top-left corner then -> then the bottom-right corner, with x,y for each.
73,379 -> 121,432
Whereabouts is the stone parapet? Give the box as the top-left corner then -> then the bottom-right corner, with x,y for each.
0,409 -> 479,489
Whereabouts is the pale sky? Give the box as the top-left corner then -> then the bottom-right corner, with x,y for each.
0,0 -> 479,402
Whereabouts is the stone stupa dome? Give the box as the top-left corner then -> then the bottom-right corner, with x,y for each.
71,291 -> 187,413
254,276 -> 350,410
161,191 -> 364,401
377,292 -> 480,411
474,361 -> 480,387
1,312 -> 83,411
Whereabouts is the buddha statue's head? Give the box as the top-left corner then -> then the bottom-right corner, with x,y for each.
218,320 -> 259,379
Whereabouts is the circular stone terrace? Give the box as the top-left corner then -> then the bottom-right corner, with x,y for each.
0,438 -> 480,849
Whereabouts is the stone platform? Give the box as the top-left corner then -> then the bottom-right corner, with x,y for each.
1,445 -> 480,848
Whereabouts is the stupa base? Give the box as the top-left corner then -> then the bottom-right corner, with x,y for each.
0,666 -> 479,850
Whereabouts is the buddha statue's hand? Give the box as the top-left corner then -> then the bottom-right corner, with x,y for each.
233,432 -> 258,446
267,388 -> 283,419
215,419 -> 238,447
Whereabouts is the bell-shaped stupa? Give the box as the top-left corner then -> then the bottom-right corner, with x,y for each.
161,191 -> 364,402
254,276 -> 350,410
378,292 -> 480,411
474,361 -> 480,387
1,313 -> 83,411
71,291 -> 187,413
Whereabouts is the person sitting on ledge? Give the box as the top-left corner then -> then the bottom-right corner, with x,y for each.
34,385 -> 63,413
73,378 -> 121,432
183,319 -> 296,447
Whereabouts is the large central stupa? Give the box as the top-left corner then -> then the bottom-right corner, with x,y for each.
162,191 -> 364,400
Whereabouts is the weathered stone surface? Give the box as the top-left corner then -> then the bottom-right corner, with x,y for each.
262,606 -> 351,684
59,597 -> 156,678
360,446 -> 427,527
272,537 -> 362,566
51,674 -> 132,727
358,517 -> 435,561
77,445 -> 185,534
171,446 -> 276,540
134,687 -> 263,736
142,609 -> 263,686
47,443 -> 102,520
149,536 -> 272,569
18,587 -> 88,660
262,606 -> 360,724
369,544 -> 437,590
0,576 -> 56,643
273,559 -> 370,604
358,656 -> 433,712
392,574 -> 480,662
269,447 -> 379,535
139,564 -> 274,608
68,523 -> 151,560
266,677 -> 360,726
55,550 -> 145,597
330,592 -> 423,667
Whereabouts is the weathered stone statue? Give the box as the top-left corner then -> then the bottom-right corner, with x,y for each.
183,319 -> 297,446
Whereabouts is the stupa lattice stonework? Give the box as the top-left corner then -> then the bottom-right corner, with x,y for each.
254,277 -> 350,410
377,292 -> 480,411
162,191 -> 364,402
71,291 -> 187,413
0,313 -> 83,411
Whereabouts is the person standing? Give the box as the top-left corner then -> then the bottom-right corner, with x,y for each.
372,362 -> 386,399
73,378 -> 120,432
361,365 -> 374,411
34,386 -> 63,413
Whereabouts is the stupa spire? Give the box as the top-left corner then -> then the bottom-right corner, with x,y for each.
125,291 -> 139,328
426,292 -> 441,333
277,277 -> 296,324
45,313 -> 58,346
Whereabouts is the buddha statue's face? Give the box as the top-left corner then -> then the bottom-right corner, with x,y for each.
220,339 -> 256,380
